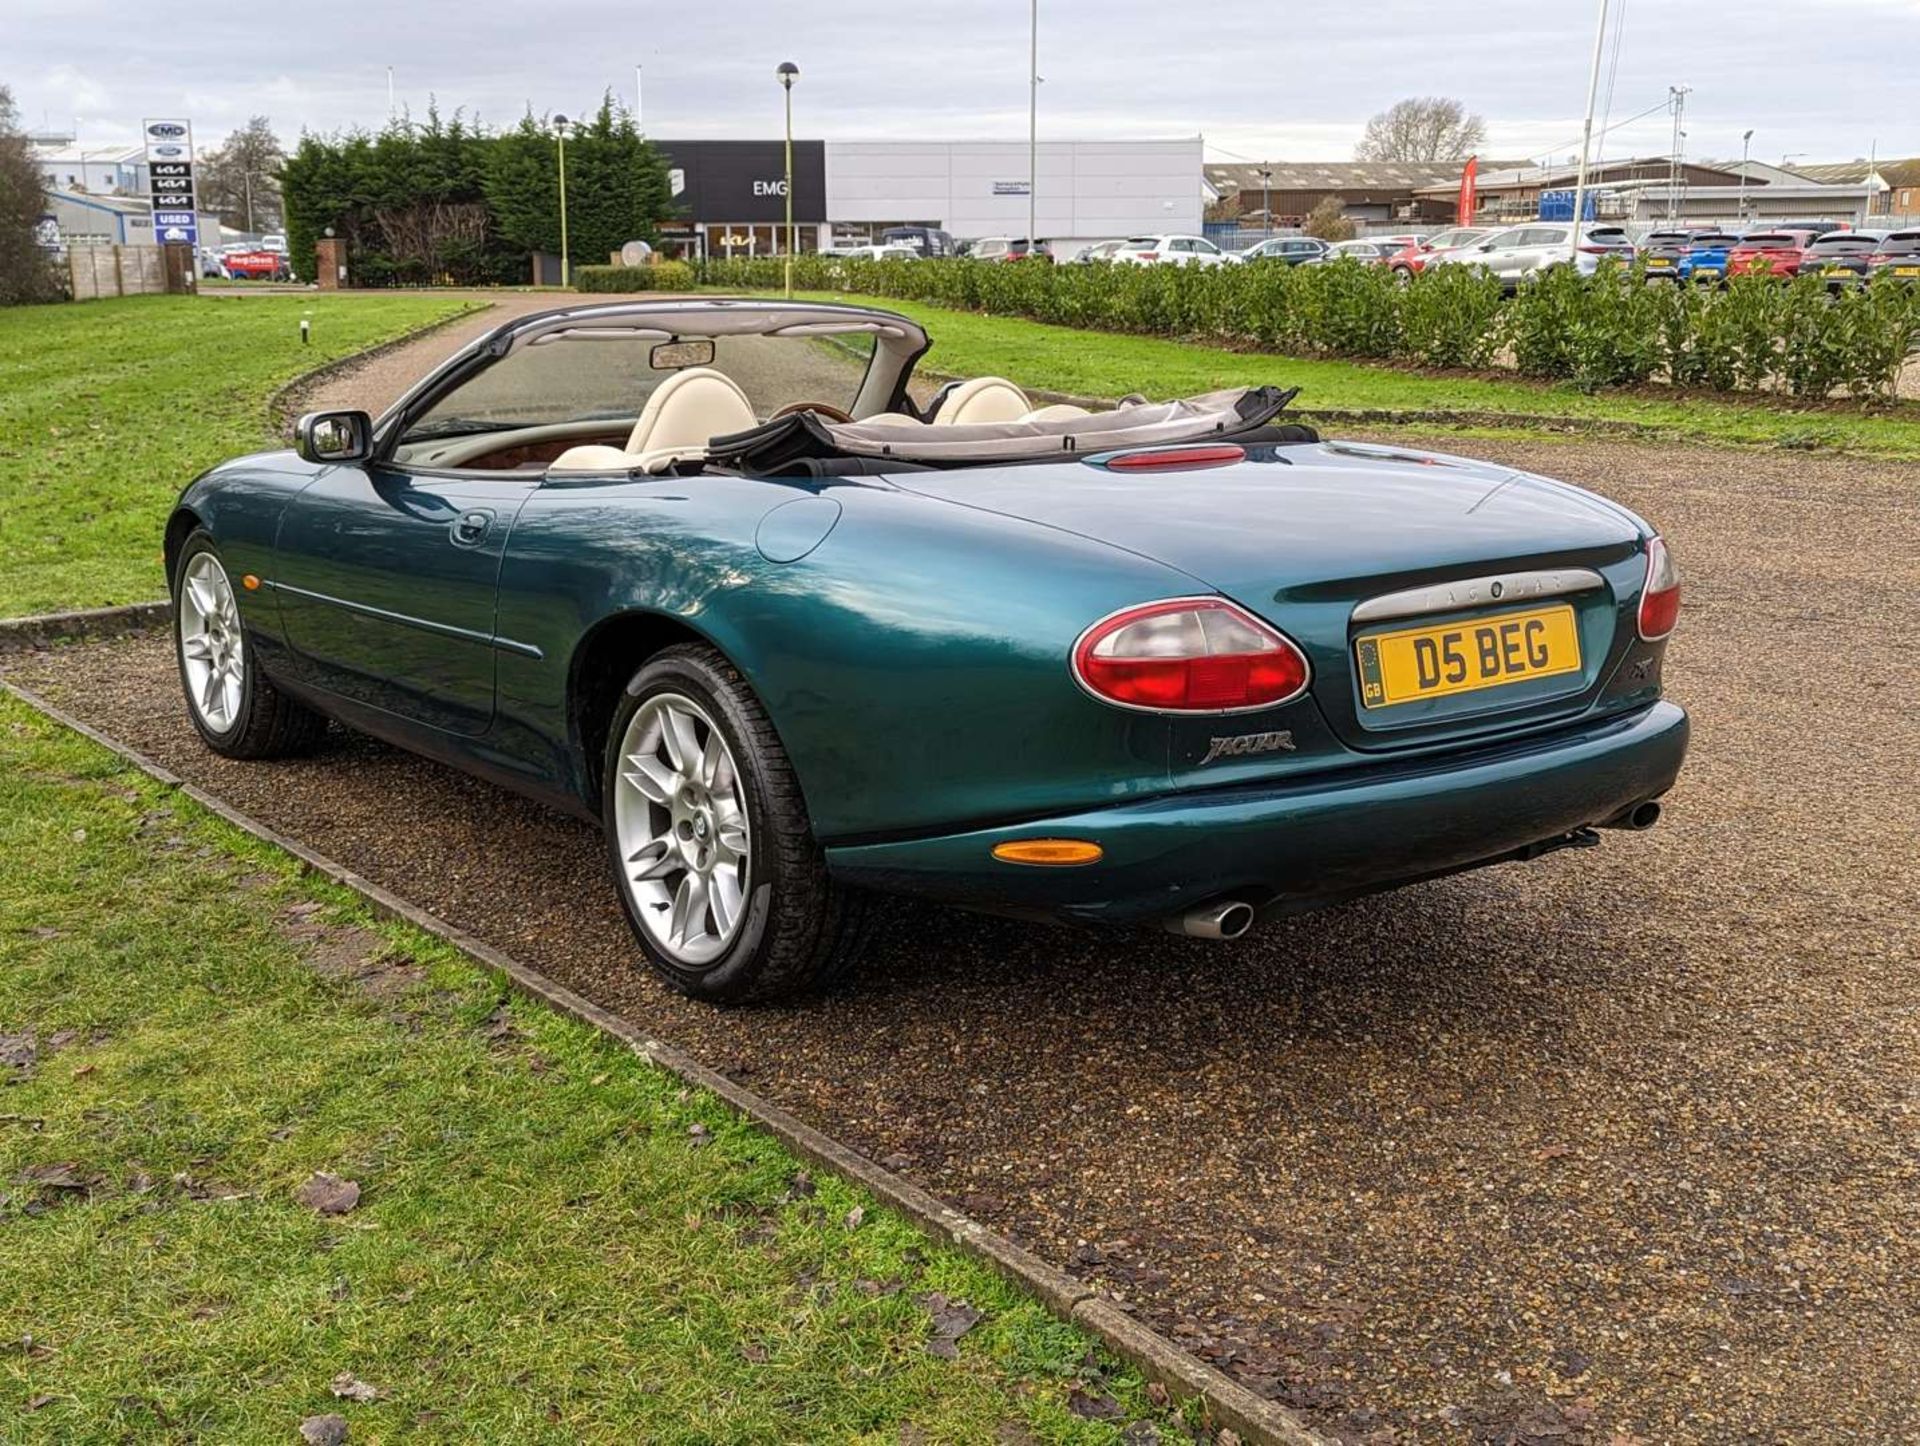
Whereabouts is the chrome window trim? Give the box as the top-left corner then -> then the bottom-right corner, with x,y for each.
1350,567 -> 1607,626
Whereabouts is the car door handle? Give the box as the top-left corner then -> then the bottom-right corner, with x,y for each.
450,509 -> 494,547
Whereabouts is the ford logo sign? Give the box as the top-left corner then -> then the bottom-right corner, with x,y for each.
151,145 -> 185,157
147,122 -> 187,139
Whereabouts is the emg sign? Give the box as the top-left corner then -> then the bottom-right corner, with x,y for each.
654,141 -> 824,224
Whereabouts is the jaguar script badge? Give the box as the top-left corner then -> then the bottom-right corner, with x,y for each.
1200,730 -> 1296,767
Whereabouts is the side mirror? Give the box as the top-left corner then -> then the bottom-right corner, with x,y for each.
1477,241 -> 1496,252
295,410 -> 373,464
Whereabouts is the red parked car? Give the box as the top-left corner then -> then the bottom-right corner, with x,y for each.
1724,229 -> 1826,280
1386,226 -> 1492,283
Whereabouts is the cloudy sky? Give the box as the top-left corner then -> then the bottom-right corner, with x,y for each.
9,0 -> 1916,166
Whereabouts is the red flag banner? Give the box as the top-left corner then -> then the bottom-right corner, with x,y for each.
1457,156 -> 1479,224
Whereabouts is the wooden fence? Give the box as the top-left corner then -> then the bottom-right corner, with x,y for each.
66,244 -> 194,301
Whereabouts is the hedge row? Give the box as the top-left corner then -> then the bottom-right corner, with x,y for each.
576,260 -> 695,292
684,255 -> 1920,402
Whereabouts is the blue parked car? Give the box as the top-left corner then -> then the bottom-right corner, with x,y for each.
1674,232 -> 1743,285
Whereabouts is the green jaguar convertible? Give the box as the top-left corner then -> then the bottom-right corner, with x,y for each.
166,298 -> 1687,1001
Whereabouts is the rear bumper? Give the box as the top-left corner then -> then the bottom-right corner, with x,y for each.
826,701 -> 1689,924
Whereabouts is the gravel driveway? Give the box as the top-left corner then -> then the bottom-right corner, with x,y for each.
9,307 -> 1917,1443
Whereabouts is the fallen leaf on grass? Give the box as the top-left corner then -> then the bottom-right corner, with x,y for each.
1066,1386 -> 1123,1421
843,1205 -> 865,1231
687,1123 -> 711,1147
20,1162 -> 90,1191
329,1372 -> 379,1403
299,1413 -> 350,1445
27,1394 -> 55,1411
293,1172 -> 361,1216
917,1292 -> 984,1359
0,1034 -> 36,1070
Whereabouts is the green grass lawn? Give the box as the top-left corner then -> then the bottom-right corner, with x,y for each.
786,290 -> 1920,459
0,696 -> 1184,1443
0,294 -> 477,618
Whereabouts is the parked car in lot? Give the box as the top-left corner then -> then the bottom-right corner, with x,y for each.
1074,239 -> 1127,264
1868,230 -> 1920,283
167,297 -> 1688,1002
1799,230 -> 1887,288
879,225 -> 958,258
1233,236 -> 1328,267
969,236 -> 1052,263
1112,234 -> 1230,267
1304,239 -> 1398,266
1725,229 -> 1827,280
1429,223 -> 1633,291
1639,228 -> 1720,280
829,244 -> 919,262
1384,227 -> 1491,281
1669,232 -> 1743,285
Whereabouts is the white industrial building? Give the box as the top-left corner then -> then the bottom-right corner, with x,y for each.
654,137 -> 1205,259
824,139 -> 1204,253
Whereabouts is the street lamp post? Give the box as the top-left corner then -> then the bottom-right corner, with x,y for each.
1567,0 -> 1612,263
1738,129 -> 1753,222
1259,167 -> 1272,238
552,115 -> 571,288
778,62 -> 799,298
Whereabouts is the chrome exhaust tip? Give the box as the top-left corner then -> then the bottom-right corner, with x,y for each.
1167,899 -> 1257,940
1601,799 -> 1663,831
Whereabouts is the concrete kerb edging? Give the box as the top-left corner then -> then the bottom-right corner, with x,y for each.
0,601 -> 173,654
0,642 -> 1328,1446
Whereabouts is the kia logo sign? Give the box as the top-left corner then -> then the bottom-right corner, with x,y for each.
147,123 -> 187,139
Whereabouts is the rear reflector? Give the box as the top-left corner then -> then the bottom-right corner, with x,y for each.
1637,536 -> 1681,641
992,839 -> 1104,866
1103,444 -> 1246,473
1073,597 -> 1309,713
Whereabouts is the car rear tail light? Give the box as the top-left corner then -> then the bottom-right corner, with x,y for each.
1073,598 -> 1309,713
1103,444 -> 1245,473
1637,536 -> 1681,641
1577,245 -> 1613,254
1137,251 -> 1159,261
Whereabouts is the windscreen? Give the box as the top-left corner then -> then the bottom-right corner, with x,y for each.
399,330 -> 877,443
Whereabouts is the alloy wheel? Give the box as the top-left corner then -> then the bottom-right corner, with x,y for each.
612,692 -> 752,968
178,551 -> 245,733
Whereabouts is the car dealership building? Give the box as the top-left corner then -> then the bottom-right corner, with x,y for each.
652,138 -> 1204,258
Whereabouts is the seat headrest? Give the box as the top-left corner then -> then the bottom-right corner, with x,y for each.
626,367 -> 757,454
933,376 -> 1031,426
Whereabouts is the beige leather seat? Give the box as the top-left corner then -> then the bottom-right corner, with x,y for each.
549,366 -> 758,473
624,367 -> 757,455
1021,403 -> 1092,422
933,376 -> 1031,425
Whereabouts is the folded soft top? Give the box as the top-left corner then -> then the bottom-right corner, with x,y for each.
707,386 -> 1306,474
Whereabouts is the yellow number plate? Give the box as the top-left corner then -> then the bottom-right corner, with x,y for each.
1896,266 -> 1920,277
1356,605 -> 1581,709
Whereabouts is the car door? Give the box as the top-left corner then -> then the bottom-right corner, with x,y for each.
1517,227 -> 1566,276
272,460 -> 540,737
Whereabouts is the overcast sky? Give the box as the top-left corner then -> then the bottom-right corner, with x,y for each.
10,0 -> 1915,166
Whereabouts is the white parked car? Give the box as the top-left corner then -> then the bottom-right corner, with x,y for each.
829,245 -> 919,262
1426,223 -> 1636,291
1111,234 -> 1230,268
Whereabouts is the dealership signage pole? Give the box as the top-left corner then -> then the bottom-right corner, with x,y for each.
1565,0 -> 1610,264
778,62 -> 798,298
143,118 -> 198,251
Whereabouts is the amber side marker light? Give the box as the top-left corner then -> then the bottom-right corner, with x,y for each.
241,574 -> 262,591
991,839 -> 1104,866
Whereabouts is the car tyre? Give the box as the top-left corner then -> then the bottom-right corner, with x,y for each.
173,529 -> 328,758
602,644 -> 867,1004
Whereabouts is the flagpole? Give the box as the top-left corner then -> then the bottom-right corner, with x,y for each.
1567,0 -> 1611,262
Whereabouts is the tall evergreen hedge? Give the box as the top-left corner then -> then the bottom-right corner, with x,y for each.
282,95 -> 672,287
